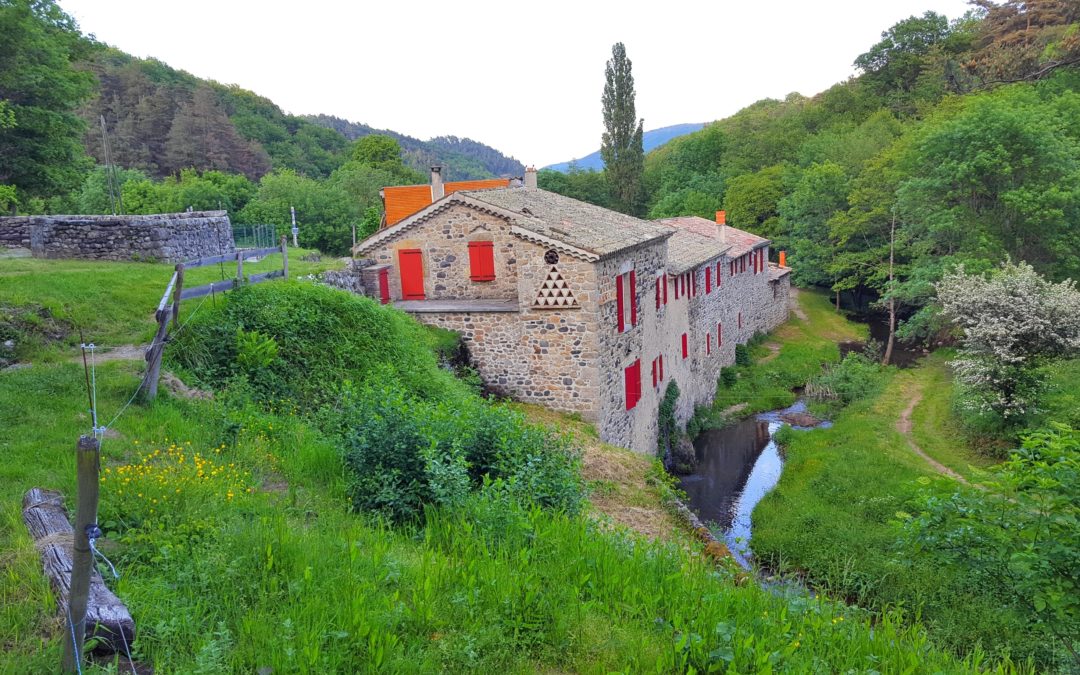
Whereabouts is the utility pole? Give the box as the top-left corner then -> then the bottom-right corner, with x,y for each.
290,206 -> 298,248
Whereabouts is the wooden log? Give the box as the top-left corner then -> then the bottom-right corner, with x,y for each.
140,311 -> 169,402
23,487 -> 135,656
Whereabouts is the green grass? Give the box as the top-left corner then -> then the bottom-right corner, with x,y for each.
751,362 -> 1049,666
0,251 -> 342,363
0,264 -> 999,672
693,290 -> 866,430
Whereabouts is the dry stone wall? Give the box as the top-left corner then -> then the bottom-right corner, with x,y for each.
0,212 -> 234,263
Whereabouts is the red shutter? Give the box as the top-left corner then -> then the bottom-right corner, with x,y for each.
398,249 -> 425,300
706,267 -> 712,294
718,322 -> 723,346
655,278 -> 661,310
378,268 -> 390,305
707,334 -> 711,355
651,358 -> 657,388
663,276 -> 668,304
692,271 -> 697,297
468,241 -> 495,281
659,355 -> 664,382
681,333 -> 688,359
629,270 -> 637,326
616,274 -> 625,333
717,262 -> 722,287
625,360 -> 641,410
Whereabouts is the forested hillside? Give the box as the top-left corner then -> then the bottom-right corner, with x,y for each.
0,1 -> 522,255
544,1 -> 1080,348
544,122 -> 706,173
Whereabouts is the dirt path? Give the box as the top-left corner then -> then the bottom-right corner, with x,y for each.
789,287 -> 808,321
896,388 -> 968,484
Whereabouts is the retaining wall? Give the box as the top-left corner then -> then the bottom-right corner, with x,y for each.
0,211 -> 234,263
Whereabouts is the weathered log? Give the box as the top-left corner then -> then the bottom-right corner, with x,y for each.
22,488 -> 135,655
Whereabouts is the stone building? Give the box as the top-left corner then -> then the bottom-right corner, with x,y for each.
353,168 -> 791,454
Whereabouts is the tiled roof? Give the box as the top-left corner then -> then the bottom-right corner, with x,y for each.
383,179 -> 512,226
656,215 -> 769,271
383,185 -> 433,226
463,187 -> 672,257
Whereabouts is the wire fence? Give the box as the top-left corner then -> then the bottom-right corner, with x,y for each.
232,224 -> 277,250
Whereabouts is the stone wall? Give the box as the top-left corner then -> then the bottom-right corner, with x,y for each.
0,211 -> 234,263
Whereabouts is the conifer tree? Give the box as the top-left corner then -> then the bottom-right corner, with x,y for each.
600,43 -> 645,215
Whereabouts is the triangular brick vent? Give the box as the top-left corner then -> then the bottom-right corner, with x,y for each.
533,266 -> 579,308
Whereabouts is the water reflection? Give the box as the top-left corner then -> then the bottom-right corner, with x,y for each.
679,400 -> 829,569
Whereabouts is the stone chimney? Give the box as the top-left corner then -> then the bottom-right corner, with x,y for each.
430,166 -> 444,201
716,210 -> 727,243
524,166 -> 538,189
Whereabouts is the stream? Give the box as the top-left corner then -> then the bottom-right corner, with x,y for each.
678,399 -> 830,570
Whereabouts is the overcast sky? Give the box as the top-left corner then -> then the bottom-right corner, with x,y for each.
60,0 -> 973,169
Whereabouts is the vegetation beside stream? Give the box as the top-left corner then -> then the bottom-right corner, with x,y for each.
0,262 -> 994,672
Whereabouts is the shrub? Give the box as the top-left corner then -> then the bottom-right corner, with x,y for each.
326,381 -> 585,522
735,343 -> 752,367
168,282 -> 464,406
719,366 -> 738,388
806,352 -> 886,407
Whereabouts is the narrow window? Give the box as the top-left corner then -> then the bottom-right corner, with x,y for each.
625,360 -> 641,410
663,275 -> 668,304
718,322 -> 723,346
655,277 -> 661,310
651,358 -> 658,389
659,354 -> 664,382
707,334 -> 712,355
681,333 -> 688,359
706,267 -> 712,294
738,312 -> 742,329
717,261 -> 722,287
629,270 -> 638,326
616,274 -> 625,333
468,241 -> 495,281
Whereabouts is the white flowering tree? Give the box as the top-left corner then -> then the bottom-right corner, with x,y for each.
937,261 -> 1080,422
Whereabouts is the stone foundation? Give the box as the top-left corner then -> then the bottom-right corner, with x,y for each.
0,211 -> 234,263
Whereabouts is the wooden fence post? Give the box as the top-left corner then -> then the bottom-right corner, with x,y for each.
61,435 -> 100,673
236,249 -> 244,280
281,235 -> 289,280
171,263 -> 184,329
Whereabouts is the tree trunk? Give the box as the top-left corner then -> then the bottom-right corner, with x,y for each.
883,212 -> 897,366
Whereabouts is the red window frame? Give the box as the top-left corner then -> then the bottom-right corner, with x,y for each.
681,333 -> 688,359
651,358 -> 658,388
663,276 -> 668,304
468,241 -> 496,281
718,322 -> 723,346
625,360 -> 641,410
659,354 -> 664,382
629,270 -> 637,326
616,274 -> 625,333
706,267 -> 712,294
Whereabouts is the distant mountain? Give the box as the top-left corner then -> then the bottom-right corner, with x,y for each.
306,115 -> 524,181
545,123 -> 706,173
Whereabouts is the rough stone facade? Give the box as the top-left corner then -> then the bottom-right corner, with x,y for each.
0,212 -> 234,263
353,187 -> 791,455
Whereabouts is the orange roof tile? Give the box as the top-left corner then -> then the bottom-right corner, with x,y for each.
382,179 -> 511,227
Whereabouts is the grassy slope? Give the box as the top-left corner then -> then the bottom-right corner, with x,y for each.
1,252 -> 342,363
0,262 -> 999,672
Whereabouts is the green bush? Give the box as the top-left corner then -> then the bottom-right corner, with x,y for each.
657,381 -> 680,457
168,282 -> 464,405
735,343 -> 753,367
806,352 -> 886,407
719,366 -> 738,388
324,381 -> 585,521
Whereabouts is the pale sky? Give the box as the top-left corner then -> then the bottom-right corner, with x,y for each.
60,0 -> 974,168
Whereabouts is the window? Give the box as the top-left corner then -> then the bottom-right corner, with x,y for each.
717,261 -> 722,287
624,360 -> 641,410
615,270 -> 637,332
651,357 -> 658,388
663,275 -> 668,304
738,312 -> 742,329
718,322 -> 723,346
681,333 -> 688,359
659,354 -> 664,382
468,241 -> 495,281
706,267 -> 712,294
674,275 -> 680,300
655,277 -> 661,310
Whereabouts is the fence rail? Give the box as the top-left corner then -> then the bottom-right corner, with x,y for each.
140,237 -> 289,401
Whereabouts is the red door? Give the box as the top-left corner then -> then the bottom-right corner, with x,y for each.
378,268 -> 390,305
398,249 -> 425,300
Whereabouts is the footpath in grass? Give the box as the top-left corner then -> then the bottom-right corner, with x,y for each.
751,354 -> 1047,665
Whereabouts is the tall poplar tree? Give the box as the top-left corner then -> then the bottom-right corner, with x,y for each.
601,42 -> 645,215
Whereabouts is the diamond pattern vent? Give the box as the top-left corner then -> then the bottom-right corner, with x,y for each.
533,266 -> 579,308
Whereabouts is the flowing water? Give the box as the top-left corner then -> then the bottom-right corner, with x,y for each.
678,399 -> 830,570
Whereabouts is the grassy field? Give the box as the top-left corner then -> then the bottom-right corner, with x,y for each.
0,258 -> 1002,672
0,251 -> 342,363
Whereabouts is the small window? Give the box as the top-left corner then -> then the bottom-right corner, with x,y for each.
659,355 -> 664,382
468,241 -> 495,281
625,360 -> 641,410
651,358 -> 658,389
681,333 -> 688,359
738,312 -> 742,329
616,274 -> 625,332
655,277 -> 661,310
706,267 -> 712,294
544,249 -> 560,265
663,276 -> 668,304
707,334 -> 711,355
718,322 -> 723,346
